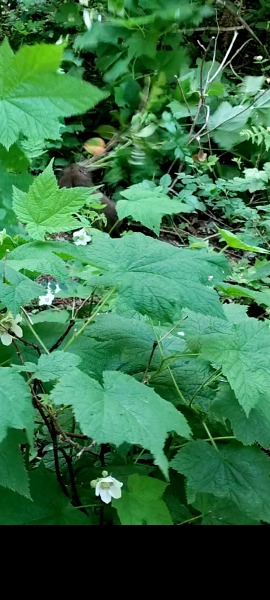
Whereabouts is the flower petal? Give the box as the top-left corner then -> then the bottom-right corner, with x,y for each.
39,292 -> 55,306
109,485 -> 122,500
95,481 -> 102,497
12,324 -> 23,338
1,332 -> 13,346
99,488 -> 112,504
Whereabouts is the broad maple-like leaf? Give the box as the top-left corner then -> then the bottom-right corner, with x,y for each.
117,181 -> 196,235
13,161 -> 97,240
51,369 -> 192,477
171,441 -> 270,523
0,39 -> 107,149
112,474 -> 173,525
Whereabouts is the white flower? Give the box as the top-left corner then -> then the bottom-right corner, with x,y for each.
0,313 -> 23,346
0,228 -> 7,244
79,0 -> 89,5
177,331 -> 185,336
55,35 -> 63,45
54,283 -> 61,294
95,476 -> 123,504
73,228 -> 91,246
83,8 -> 92,30
38,282 -> 61,306
208,275 -> 214,281
97,14 -> 102,22
254,55 -> 263,61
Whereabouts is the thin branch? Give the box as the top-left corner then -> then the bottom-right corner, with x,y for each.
142,340 -> 158,384
59,447 -> 87,512
49,292 -> 95,352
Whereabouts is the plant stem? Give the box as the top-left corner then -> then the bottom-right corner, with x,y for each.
63,287 -> 116,350
177,514 -> 202,525
202,421 -> 219,451
21,307 -> 49,354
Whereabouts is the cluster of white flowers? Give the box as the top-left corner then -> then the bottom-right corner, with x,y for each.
73,228 -> 91,246
0,312 -> 23,346
90,471 -> 123,504
39,282 -> 61,307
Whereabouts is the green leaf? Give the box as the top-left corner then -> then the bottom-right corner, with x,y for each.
240,76 -> 265,95
0,464 -> 91,524
117,182 -> 195,235
0,368 -> 34,444
12,160 -> 96,240
15,351 -> 82,382
51,369 -> 192,477
0,143 -> 29,172
200,319 -> 270,415
112,474 -> 173,525
7,240 -> 73,282
70,313 -> 160,377
218,228 -> 268,253
81,233 -> 229,322
208,102 -> 251,150
0,164 -> 33,235
171,441 -> 270,522
0,39 -> 107,149
192,492 -> 259,525
0,262 -> 42,313
152,356 -> 216,409
212,383 -> 270,448
0,429 -> 30,498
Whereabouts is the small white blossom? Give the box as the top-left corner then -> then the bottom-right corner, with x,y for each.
83,8 -> 92,30
0,313 -> 23,346
0,228 -> 7,244
177,331 -> 185,336
94,475 -> 123,504
254,55 -> 263,61
38,282 -> 61,306
73,228 -> 91,246
97,14 -> 102,22
54,283 -> 61,294
208,275 -> 214,281
79,0 -> 89,5
55,35 -> 63,45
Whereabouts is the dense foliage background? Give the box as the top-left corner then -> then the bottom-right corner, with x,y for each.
1,0 -> 270,525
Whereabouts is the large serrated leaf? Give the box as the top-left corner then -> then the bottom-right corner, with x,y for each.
0,464 -> 91,524
14,351 -> 82,382
13,161 -> 98,240
112,474 -> 173,525
7,240 -> 74,281
0,262 -> 42,313
69,313 -> 160,377
208,101 -> 251,150
0,368 -> 34,444
0,39 -> 107,149
51,369 -> 192,477
200,319 -> 270,415
212,383 -> 270,448
117,181 -> 195,235
0,430 -> 30,498
192,492 -> 259,525
171,441 -> 270,523
81,233 -> 229,322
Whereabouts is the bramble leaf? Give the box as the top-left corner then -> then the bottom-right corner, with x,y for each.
51,369 -> 192,477
112,474 -> 173,525
0,39 -> 107,149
